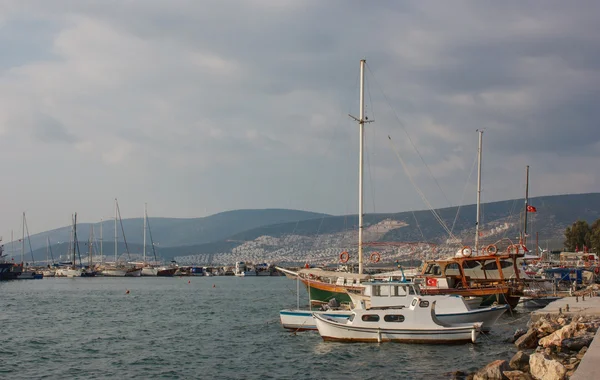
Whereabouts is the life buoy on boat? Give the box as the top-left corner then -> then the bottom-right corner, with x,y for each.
461,246 -> 472,257
339,251 -> 350,263
370,252 -> 381,263
507,244 -> 519,254
486,244 -> 498,255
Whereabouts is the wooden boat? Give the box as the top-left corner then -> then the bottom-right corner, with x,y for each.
314,297 -> 482,344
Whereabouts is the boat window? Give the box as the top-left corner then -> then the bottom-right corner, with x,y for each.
384,315 -> 405,322
361,314 -> 380,322
419,300 -> 430,308
462,261 -> 481,269
411,299 -> 417,307
498,261 -> 513,268
393,286 -> 407,296
445,263 -> 461,276
408,286 -> 416,295
380,285 -> 391,296
373,285 -> 381,296
348,314 -> 355,322
424,264 -> 435,274
483,262 -> 499,271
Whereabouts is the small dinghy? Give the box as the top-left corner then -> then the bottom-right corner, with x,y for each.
313,296 -> 482,344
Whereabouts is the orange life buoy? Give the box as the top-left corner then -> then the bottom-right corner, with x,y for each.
507,244 -> 518,254
340,251 -> 349,263
370,252 -> 381,263
462,246 -> 472,257
486,244 -> 498,255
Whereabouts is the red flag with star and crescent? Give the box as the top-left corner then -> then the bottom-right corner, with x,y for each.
527,205 -> 537,212
426,277 -> 438,287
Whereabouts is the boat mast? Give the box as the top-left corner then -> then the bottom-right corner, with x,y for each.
21,212 -> 25,265
89,225 -> 94,268
72,213 -> 77,265
474,130 -> 483,253
114,198 -> 118,263
349,59 -> 371,274
143,203 -> 147,264
523,165 -> 530,247
100,218 -> 103,264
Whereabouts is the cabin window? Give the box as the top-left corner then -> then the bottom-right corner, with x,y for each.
411,299 -> 417,307
373,286 -> 381,296
361,314 -> 380,322
498,261 -> 513,268
348,314 -> 355,322
445,263 -> 461,276
462,261 -> 481,269
408,286 -> 416,295
393,286 -> 407,296
483,262 -> 499,271
424,264 -> 436,275
384,315 -> 405,322
419,300 -> 430,308
380,285 -> 391,296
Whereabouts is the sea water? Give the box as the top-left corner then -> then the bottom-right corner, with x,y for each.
0,277 -> 528,379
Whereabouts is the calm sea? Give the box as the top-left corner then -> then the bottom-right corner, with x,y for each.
0,277 -> 528,379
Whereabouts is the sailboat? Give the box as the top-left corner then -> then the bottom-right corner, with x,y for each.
101,199 -> 129,277
16,212 -> 43,280
276,59 -> 390,304
56,213 -> 84,278
42,237 -> 56,277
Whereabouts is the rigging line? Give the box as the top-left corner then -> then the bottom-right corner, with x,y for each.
146,215 -> 158,262
387,135 -> 456,240
411,210 -> 425,241
24,215 -> 35,264
364,135 -> 377,215
116,201 -> 131,261
365,63 -> 452,208
451,151 -> 478,234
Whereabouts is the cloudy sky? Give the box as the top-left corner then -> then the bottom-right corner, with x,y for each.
1,0 -> 599,236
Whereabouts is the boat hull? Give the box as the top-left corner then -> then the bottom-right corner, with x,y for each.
125,268 -> 142,277
314,314 -> 479,344
141,267 -> 159,276
157,268 -> 177,277
280,305 -> 507,333
101,269 -> 127,277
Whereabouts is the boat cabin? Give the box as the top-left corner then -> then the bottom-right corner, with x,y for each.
359,281 -> 420,308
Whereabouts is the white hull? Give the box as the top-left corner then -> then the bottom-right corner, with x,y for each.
42,270 -> 56,277
315,314 -> 479,343
281,305 -> 506,332
280,309 -> 351,330
101,269 -> 127,277
141,267 -> 159,276
125,268 -> 142,277
235,271 -> 256,277
56,268 -> 82,277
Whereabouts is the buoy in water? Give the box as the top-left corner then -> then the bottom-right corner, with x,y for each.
213,284 -> 216,288
126,290 -> 130,294
188,280 -> 191,284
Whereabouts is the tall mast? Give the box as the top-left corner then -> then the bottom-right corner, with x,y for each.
100,218 -> 103,264
474,130 -> 483,253
523,165 -> 530,246
143,203 -> 147,264
114,198 -> 118,263
73,213 -> 77,265
21,212 -> 25,264
89,225 -> 94,267
46,237 -> 50,264
349,59 -> 370,274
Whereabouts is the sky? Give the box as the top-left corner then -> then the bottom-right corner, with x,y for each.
1,1 -> 599,237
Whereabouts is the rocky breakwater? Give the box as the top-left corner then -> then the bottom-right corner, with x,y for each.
465,292 -> 600,379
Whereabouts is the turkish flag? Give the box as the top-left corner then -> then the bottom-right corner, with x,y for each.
426,277 -> 438,287
526,205 -> 537,212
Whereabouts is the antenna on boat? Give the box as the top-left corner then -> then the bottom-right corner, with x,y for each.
474,130 -> 483,254
349,59 -> 374,274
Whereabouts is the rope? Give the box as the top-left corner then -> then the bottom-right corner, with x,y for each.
387,135 -> 456,241
366,63 -> 453,208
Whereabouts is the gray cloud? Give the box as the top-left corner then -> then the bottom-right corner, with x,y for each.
0,1 -> 599,235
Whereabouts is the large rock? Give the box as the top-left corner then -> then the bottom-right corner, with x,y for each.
537,320 -> 559,336
515,329 -> 538,349
529,353 -> 567,380
512,328 -> 527,343
502,371 -> 533,380
561,334 -> 594,351
473,360 -> 510,380
538,323 -> 578,348
576,346 -> 588,360
509,351 -> 530,372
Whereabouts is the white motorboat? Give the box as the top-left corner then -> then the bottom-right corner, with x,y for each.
141,266 -> 159,276
280,281 -> 507,332
125,268 -> 142,277
314,297 -> 482,344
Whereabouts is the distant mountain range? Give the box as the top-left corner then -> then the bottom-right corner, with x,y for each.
7,193 -> 600,264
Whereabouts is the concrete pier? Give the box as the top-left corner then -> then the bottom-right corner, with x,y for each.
530,295 -> 600,322
530,293 -> 600,379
